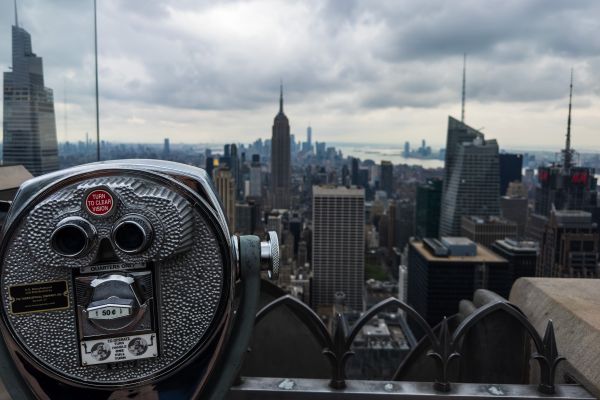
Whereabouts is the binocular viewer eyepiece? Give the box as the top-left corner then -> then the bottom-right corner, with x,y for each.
111,215 -> 153,254
51,216 -> 96,257
0,160 -> 278,400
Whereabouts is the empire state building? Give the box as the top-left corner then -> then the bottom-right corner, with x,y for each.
2,5 -> 58,176
270,84 -> 291,209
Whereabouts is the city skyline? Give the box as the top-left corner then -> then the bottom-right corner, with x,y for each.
0,1 -> 599,150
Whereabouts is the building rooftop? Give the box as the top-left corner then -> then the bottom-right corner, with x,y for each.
441,237 -> 474,246
463,215 -> 517,225
553,209 -> 593,225
494,238 -> 538,253
414,239 -> 507,263
0,165 -> 33,191
313,185 -> 365,197
361,318 -> 391,338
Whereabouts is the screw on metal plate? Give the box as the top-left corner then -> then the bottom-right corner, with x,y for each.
487,385 -> 504,396
278,378 -> 295,390
260,231 -> 280,280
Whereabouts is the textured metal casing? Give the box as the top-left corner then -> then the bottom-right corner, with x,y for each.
0,160 -> 238,397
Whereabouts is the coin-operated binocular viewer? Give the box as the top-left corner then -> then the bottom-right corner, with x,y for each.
0,160 -> 279,399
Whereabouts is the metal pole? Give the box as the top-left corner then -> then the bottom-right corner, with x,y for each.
205,235 -> 262,400
461,53 -> 466,123
94,0 -> 100,161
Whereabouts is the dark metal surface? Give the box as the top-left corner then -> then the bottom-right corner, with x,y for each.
228,378 -> 595,399
252,295 -> 572,396
204,235 -> 262,400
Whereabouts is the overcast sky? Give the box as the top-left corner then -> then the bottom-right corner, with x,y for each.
1,0 -> 599,150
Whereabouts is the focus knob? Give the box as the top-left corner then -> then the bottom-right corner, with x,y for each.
260,231 -> 280,280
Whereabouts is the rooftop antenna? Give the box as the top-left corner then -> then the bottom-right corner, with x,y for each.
461,53 -> 466,123
564,68 -> 574,169
14,0 -> 19,28
94,0 -> 100,161
279,79 -> 284,113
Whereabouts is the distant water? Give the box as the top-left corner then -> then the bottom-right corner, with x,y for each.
335,144 -> 445,169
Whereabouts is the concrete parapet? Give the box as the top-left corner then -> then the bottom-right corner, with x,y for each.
510,278 -> 600,398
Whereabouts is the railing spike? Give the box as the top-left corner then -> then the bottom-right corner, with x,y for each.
533,319 -> 565,394
427,317 -> 459,393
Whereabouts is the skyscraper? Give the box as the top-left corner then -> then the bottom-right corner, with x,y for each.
351,158 -> 359,185
380,160 -> 393,197
460,215 -> 518,247
270,84 -> 291,209
230,143 -> 242,197
205,156 -> 214,180
214,167 -> 236,231
490,239 -> 537,297
249,154 -> 262,198
394,198 -> 415,250
407,237 -> 509,326
499,153 -> 523,196
415,178 -> 442,239
439,117 -> 500,236
3,6 -> 58,176
312,186 -> 365,311
537,210 -> 599,278
163,138 -> 170,159
301,127 -> 312,154
501,194 -> 529,238
527,73 -> 600,241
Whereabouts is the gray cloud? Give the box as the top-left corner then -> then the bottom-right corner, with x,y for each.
0,0 -> 599,147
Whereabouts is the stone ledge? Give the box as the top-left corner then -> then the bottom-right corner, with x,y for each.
510,278 -> 600,398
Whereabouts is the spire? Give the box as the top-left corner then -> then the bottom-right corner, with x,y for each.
461,53 -> 466,123
279,80 -> 284,114
564,68 -> 574,169
14,0 -> 19,28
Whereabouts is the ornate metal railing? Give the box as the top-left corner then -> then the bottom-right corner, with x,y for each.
228,294 -> 594,399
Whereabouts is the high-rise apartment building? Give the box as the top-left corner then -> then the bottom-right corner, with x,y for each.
270,84 -> 291,209
312,186 -> 365,311
3,12 -> 58,176
440,117 -> 500,236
